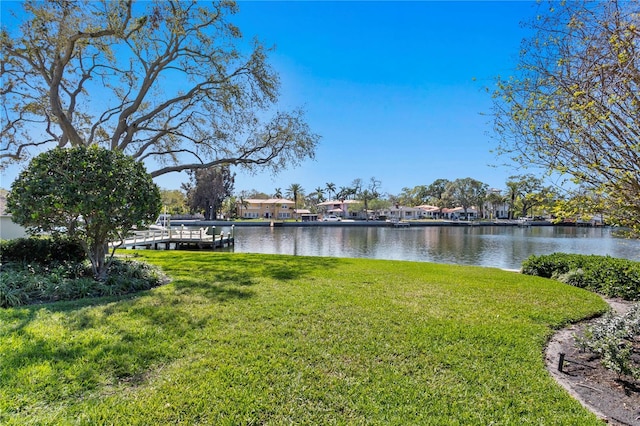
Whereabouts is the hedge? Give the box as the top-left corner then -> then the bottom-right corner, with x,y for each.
0,236 -> 86,264
522,253 -> 640,301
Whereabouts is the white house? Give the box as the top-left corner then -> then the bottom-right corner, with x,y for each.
318,200 -> 363,219
441,207 -> 478,220
416,205 -> 441,219
483,188 -> 510,219
378,206 -> 428,221
0,216 -> 28,240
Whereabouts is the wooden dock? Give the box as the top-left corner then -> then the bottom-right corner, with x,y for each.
110,227 -> 234,250
388,219 -> 410,228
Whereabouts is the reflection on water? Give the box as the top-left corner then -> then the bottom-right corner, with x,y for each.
215,225 -> 640,269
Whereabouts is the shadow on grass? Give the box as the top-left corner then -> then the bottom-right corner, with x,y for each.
167,253 -> 341,297
1,254 -> 341,329
257,254 -> 340,281
0,253 -> 343,391
1,292 -> 211,391
0,293 -> 140,336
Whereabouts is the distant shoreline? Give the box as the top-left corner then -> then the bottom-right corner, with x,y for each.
167,219 -> 562,228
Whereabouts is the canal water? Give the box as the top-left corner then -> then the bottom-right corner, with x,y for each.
213,225 -> 640,270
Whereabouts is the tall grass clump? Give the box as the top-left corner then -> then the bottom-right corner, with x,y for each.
522,253 -> 640,300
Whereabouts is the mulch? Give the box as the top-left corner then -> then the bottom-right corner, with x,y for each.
545,299 -> 640,425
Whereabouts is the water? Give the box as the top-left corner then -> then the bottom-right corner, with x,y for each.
216,225 -> 640,270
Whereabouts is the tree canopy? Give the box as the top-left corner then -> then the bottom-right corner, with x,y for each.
504,174 -> 555,219
182,165 -> 235,219
443,178 -> 487,216
492,0 -> 639,234
1,0 -> 319,177
7,146 -> 161,280
160,189 -> 188,215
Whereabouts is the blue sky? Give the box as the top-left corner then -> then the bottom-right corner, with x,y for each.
1,1 -> 542,197
189,0 -> 541,196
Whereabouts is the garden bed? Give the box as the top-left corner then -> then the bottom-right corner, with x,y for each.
546,298 -> 640,425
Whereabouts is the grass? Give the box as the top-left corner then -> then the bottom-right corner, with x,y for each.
0,251 -> 608,425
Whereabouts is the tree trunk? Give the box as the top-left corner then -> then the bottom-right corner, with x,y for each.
89,240 -> 109,281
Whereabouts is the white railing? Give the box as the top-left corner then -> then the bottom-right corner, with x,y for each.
110,226 -> 234,248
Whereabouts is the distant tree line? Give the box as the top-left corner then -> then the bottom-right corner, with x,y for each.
159,171 -> 607,224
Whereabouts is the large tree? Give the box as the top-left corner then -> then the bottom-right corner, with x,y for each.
504,174 -> 553,219
1,0 -> 319,177
7,146 -> 161,280
160,189 -> 188,215
443,178 -> 487,218
396,185 -> 428,207
355,177 -> 381,220
492,0 -> 640,235
552,186 -> 608,224
426,179 -> 451,207
182,165 -> 235,219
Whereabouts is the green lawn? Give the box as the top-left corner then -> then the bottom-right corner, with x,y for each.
0,251 -> 608,425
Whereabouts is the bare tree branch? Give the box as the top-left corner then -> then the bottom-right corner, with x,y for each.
1,0 -> 319,177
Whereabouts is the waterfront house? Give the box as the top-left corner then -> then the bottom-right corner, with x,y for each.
441,207 -> 478,220
378,206 -> 429,221
318,200 -> 363,219
293,209 -> 318,222
417,205 -> 441,219
482,189 -> 511,219
236,198 -> 295,219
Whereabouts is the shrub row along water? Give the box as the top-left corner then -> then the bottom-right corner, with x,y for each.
522,253 -> 640,301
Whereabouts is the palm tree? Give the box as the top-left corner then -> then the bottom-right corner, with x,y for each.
274,187 -> 282,199
313,186 -> 325,203
325,182 -> 336,201
337,186 -> 349,201
285,183 -> 304,209
238,191 -> 249,218
337,186 -> 358,201
485,190 -> 507,220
